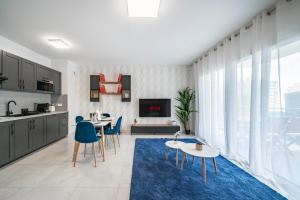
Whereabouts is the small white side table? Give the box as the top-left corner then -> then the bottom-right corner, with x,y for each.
181,143 -> 220,183
165,140 -> 184,167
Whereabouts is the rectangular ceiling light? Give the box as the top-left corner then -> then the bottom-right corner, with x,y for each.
48,38 -> 69,49
127,0 -> 160,18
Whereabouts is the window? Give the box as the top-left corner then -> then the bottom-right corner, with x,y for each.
264,40 -> 300,186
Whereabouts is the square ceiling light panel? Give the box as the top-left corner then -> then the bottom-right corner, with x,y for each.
127,0 -> 161,18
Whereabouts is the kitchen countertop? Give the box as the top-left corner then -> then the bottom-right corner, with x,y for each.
0,111 -> 69,123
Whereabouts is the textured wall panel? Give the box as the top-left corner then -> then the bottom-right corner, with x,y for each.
77,64 -> 192,132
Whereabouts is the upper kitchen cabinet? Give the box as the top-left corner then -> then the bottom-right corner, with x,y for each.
36,65 -> 61,94
21,59 -> 36,92
52,70 -> 61,95
36,65 -> 51,81
0,49 -> 61,94
0,50 -> 3,75
1,52 -> 21,91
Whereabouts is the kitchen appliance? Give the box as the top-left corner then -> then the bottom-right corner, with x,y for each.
0,75 -> 8,81
35,103 -> 50,113
0,75 -> 8,88
37,80 -> 54,92
49,104 -> 56,112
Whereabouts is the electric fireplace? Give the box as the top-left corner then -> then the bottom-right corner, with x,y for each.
139,99 -> 171,117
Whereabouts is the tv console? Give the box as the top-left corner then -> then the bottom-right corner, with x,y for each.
131,124 -> 180,135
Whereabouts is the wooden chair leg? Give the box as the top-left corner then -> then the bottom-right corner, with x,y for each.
116,134 -> 120,147
106,136 -> 108,147
101,139 -> 105,161
98,141 -> 101,154
112,135 -> 116,155
72,142 -> 80,167
84,144 -> 87,158
92,143 -> 96,167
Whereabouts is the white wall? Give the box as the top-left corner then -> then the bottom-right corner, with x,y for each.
0,35 -> 52,115
51,60 -> 81,132
0,35 -> 51,66
77,64 -> 193,132
66,61 -> 80,131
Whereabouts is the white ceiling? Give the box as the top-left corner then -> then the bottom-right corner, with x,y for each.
0,0 -> 276,66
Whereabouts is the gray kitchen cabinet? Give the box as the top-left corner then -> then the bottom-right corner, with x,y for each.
2,52 -> 21,91
14,119 -> 30,159
46,114 -> 60,144
59,113 -> 68,137
30,117 -> 45,151
52,71 -> 61,94
21,59 -> 36,92
0,122 -> 15,166
0,50 -> 3,75
36,65 -> 52,81
0,113 -> 68,167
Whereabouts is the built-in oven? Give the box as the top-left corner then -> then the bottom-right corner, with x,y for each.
37,80 -> 54,92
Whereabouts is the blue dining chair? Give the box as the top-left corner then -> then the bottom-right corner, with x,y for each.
104,116 -> 122,154
75,115 -> 84,123
102,113 -> 110,117
72,121 -> 104,167
102,113 -> 111,130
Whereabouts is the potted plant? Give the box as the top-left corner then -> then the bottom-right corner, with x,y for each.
175,87 -> 196,135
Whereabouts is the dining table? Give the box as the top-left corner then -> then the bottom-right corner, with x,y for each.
73,116 -> 115,161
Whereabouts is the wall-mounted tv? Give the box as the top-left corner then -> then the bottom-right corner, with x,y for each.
139,99 -> 171,117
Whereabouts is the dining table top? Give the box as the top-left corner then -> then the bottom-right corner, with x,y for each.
72,117 -> 114,127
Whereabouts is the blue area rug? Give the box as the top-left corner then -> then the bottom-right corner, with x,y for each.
130,138 -> 286,200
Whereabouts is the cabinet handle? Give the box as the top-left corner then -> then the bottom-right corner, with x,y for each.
22,80 -> 25,89
19,80 -> 22,89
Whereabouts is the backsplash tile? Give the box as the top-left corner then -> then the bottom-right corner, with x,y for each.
0,91 -> 51,116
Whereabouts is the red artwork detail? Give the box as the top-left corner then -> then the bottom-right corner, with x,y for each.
117,84 -> 122,94
100,85 -> 106,94
99,73 -> 105,82
118,74 -> 122,83
149,106 -> 161,111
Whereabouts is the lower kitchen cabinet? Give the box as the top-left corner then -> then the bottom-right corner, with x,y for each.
46,114 -> 60,144
0,112 -> 68,168
59,113 -> 68,138
14,119 -> 30,159
30,117 -> 45,151
0,122 -> 14,166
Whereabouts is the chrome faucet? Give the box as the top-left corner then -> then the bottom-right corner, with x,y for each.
7,100 -> 17,116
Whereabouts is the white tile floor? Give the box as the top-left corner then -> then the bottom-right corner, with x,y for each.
0,134 -> 194,200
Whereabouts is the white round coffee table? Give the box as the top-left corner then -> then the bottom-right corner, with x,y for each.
165,140 -> 184,167
181,143 -> 220,183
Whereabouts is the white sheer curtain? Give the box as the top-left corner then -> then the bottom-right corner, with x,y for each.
193,0 -> 300,199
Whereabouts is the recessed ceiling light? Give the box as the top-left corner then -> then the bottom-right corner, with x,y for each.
47,38 -> 69,49
127,0 -> 160,18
